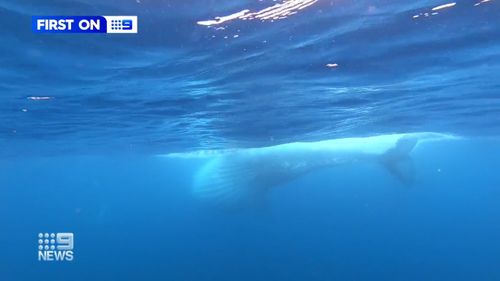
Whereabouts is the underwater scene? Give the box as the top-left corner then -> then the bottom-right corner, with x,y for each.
1,0 -> 500,280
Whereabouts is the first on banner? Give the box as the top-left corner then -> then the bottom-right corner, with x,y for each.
32,16 -> 138,34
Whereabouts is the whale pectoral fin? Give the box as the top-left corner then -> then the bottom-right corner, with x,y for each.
380,136 -> 418,184
193,157 -> 268,209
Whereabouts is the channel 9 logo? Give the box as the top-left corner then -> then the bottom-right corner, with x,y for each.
38,232 -> 74,262
32,16 -> 138,34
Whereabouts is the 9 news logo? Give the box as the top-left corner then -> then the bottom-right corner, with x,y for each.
32,16 -> 138,34
38,232 -> 74,262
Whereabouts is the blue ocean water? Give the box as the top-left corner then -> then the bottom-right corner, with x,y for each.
0,0 -> 500,280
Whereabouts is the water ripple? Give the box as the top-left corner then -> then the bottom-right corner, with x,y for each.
0,0 -> 499,155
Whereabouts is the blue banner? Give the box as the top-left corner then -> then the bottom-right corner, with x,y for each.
32,16 -> 107,33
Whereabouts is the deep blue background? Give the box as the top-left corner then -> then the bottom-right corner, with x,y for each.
1,138 -> 500,280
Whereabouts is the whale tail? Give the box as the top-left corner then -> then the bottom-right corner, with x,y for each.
380,135 -> 418,184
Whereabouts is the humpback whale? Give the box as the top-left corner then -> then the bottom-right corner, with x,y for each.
165,132 -> 456,208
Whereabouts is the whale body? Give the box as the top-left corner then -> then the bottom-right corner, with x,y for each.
164,132 -> 457,208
